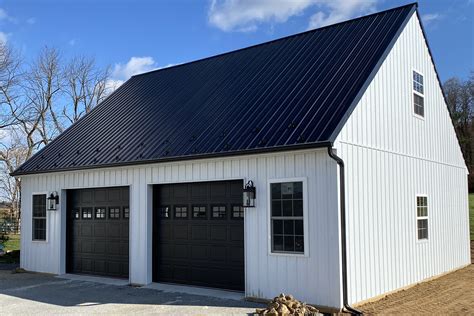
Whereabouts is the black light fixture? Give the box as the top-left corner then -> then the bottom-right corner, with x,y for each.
243,180 -> 256,208
47,191 -> 59,211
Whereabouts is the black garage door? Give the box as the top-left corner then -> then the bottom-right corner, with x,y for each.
153,180 -> 244,291
67,187 -> 129,278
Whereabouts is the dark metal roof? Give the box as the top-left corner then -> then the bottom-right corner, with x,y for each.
13,3 -> 416,176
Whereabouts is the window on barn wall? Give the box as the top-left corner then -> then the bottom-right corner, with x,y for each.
413,70 -> 424,117
32,194 -> 47,241
270,181 -> 305,254
416,195 -> 428,240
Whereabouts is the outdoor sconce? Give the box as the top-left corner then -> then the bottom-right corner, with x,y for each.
47,191 -> 59,211
243,180 -> 256,208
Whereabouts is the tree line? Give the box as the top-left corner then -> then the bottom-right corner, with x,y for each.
443,73 -> 473,192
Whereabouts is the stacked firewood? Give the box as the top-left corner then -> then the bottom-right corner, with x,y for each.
255,293 -> 320,316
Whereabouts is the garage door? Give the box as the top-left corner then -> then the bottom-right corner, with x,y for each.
153,180 -> 244,291
67,187 -> 129,278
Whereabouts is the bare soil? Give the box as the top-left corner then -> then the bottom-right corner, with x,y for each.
359,243 -> 474,315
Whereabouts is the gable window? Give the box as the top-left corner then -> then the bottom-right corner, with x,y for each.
416,196 -> 428,240
413,70 -> 424,117
270,181 -> 305,254
32,194 -> 47,241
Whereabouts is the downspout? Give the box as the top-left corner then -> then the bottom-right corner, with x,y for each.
327,146 -> 363,315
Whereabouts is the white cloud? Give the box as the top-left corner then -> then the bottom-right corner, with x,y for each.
208,0 -> 378,32
307,0 -> 377,29
421,13 -> 441,26
0,31 -> 8,43
0,8 -> 16,23
208,0 -> 316,32
111,56 -> 157,80
26,17 -> 36,25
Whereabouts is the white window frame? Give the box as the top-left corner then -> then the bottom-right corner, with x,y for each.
415,194 -> 429,242
32,192 -> 48,243
412,68 -> 425,120
267,177 -> 309,257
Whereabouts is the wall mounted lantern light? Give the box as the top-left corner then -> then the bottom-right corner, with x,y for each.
243,180 -> 256,208
47,191 -> 59,211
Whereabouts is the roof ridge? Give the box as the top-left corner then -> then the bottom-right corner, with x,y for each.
133,2 -> 418,78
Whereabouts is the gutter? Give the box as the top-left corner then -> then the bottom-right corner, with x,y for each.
327,146 -> 363,315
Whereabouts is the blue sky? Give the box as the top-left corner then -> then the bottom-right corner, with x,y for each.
1,0 -> 473,86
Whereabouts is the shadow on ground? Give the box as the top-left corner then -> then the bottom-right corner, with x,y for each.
0,266 -> 264,315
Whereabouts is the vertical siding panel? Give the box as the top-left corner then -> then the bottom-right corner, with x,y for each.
335,14 -> 469,304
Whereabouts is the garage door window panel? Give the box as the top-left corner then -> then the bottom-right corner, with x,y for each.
82,208 -> 92,219
109,207 -> 121,219
192,206 -> 207,219
174,206 -> 187,219
123,207 -> 129,219
95,207 -> 106,219
158,206 -> 170,219
231,205 -> 244,219
212,205 -> 226,219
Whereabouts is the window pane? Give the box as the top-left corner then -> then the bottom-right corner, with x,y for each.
95,207 -> 106,219
273,220 -> 283,235
271,200 -> 282,217
284,236 -> 295,252
281,182 -> 294,199
273,235 -> 283,251
175,206 -> 187,218
232,205 -> 244,218
109,207 -> 121,219
293,199 -> 303,216
293,182 -> 303,199
193,206 -> 207,218
72,209 -> 80,219
271,183 -> 281,199
123,207 -> 130,219
33,195 -> 46,217
283,220 -> 294,235
82,208 -> 92,219
295,220 -> 303,235
158,206 -> 169,219
295,236 -> 304,253
282,200 -> 292,216
212,206 -> 226,218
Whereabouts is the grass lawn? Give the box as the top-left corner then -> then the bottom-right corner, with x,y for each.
470,194 -> 474,241
3,234 -> 20,252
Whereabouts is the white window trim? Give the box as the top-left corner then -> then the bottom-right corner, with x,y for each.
412,68 -> 425,120
31,191 -> 49,243
415,194 -> 429,243
267,177 -> 309,257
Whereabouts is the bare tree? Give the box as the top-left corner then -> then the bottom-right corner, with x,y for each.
62,56 -> 110,126
0,43 -> 114,230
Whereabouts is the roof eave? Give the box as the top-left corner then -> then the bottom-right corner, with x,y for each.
10,141 -> 333,177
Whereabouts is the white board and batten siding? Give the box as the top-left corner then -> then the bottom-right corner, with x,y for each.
20,148 -> 343,309
334,12 -> 470,305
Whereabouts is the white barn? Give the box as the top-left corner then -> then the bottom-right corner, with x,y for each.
12,3 -> 470,313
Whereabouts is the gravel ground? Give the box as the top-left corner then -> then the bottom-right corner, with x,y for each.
0,268 -> 263,315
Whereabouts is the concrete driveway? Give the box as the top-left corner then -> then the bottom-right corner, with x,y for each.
0,268 -> 263,315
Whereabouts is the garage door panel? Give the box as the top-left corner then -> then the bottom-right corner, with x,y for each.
210,226 -> 227,241
173,224 -> 188,239
67,187 -> 129,278
154,180 -> 244,291
191,225 -> 207,240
